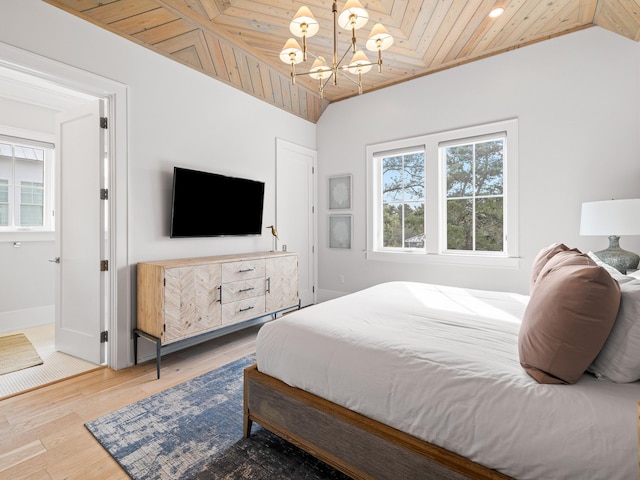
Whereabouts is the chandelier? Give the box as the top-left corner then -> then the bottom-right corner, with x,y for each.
279,0 -> 394,98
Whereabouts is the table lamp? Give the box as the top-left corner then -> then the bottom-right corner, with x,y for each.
580,199 -> 640,274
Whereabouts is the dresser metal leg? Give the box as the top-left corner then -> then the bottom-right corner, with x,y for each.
133,329 -> 162,379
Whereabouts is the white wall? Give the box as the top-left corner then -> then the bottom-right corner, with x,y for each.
0,0 -> 316,361
0,96 -> 57,332
3,0 -> 640,361
316,27 -> 640,298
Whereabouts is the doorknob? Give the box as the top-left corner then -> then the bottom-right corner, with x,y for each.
49,257 -> 61,263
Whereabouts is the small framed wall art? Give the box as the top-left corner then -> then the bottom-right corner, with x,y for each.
329,214 -> 352,249
329,174 -> 352,210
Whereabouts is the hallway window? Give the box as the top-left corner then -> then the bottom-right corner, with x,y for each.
0,135 -> 54,232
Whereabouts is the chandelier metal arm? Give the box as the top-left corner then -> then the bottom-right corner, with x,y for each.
332,0 -> 338,70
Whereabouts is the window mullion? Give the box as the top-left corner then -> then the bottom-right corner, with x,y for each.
472,143 -> 476,252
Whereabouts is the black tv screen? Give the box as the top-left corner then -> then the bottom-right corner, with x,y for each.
170,167 -> 265,238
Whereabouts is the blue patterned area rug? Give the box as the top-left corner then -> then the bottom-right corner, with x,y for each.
85,355 -> 349,479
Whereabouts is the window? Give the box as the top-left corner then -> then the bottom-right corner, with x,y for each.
382,150 -> 425,248
367,119 -> 518,266
0,134 -> 54,232
443,136 -> 504,253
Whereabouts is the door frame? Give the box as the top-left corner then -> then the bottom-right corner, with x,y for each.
0,41 -> 130,370
275,138 -> 318,306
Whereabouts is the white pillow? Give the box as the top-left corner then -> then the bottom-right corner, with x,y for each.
587,251 -> 634,284
589,278 -> 640,383
627,269 -> 640,280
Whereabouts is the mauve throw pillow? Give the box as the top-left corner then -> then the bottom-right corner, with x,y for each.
529,243 -> 581,294
519,253 -> 621,384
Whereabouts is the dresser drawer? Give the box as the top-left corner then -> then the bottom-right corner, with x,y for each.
221,277 -> 265,303
222,295 -> 266,325
222,259 -> 266,282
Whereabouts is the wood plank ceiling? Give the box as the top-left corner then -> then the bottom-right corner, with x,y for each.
44,0 -> 640,123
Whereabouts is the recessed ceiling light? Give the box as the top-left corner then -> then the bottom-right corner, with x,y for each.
489,7 -> 505,18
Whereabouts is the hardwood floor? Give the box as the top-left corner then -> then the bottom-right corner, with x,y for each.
0,325 -> 259,479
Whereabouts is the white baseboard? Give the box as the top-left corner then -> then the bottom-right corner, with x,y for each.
0,305 -> 54,334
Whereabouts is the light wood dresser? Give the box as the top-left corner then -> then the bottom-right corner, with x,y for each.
135,251 -> 299,378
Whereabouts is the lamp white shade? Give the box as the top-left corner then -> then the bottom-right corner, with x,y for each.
279,38 -> 303,64
338,0 -> 369,30
580,199 -> 640,236
347,50 -> 372,74
366,23 -> 394,51
290,6 -> 319,37
309,57 -> 332,79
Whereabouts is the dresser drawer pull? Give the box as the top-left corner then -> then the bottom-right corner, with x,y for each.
238,268 -> 255,273
239,287 -> 255,293
239,306 -> 254,312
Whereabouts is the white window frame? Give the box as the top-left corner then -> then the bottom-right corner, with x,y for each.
366,119 -> 519,267
0,126 -> 55,241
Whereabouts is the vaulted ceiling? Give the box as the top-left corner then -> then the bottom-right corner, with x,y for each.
44,0 -> 640,123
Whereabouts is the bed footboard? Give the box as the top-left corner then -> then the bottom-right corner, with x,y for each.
243,364 -> 511,480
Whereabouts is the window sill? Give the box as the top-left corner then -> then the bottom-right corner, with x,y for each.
0,231 -> 55,243
366,250 -> 520,268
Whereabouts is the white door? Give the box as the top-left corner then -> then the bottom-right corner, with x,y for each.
276,138 -> 317,306
54,100 -> 106,364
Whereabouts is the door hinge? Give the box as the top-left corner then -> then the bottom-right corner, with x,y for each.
100,117 -> 108,129
100,260 -> 109,271
100,331 -> 108,343
100,188 -> 108,200
312,286 -> 315,293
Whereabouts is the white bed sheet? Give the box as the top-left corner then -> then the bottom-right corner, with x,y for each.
256,281 -> 640,480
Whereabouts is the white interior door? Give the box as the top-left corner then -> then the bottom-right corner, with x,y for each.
276,138 -> 317,306
54,100 -> 106,364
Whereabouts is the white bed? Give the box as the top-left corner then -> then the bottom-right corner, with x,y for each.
254,281 -> 639,479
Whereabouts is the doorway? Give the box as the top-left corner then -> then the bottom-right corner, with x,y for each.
0,41 -> 130,385
0,69 -> 106,396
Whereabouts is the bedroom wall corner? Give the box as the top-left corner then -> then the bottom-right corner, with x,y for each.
316,26 -> 640,298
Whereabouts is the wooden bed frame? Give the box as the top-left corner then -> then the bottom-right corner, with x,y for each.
244,364 -> 512,480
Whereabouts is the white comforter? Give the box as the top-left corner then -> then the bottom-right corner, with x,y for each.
256,281 -> 640,480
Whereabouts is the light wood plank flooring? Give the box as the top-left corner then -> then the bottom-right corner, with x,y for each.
0,325 -> 259,479
0,324 -> 100,399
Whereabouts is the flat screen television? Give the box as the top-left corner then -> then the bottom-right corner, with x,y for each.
170,167 -> 265,238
